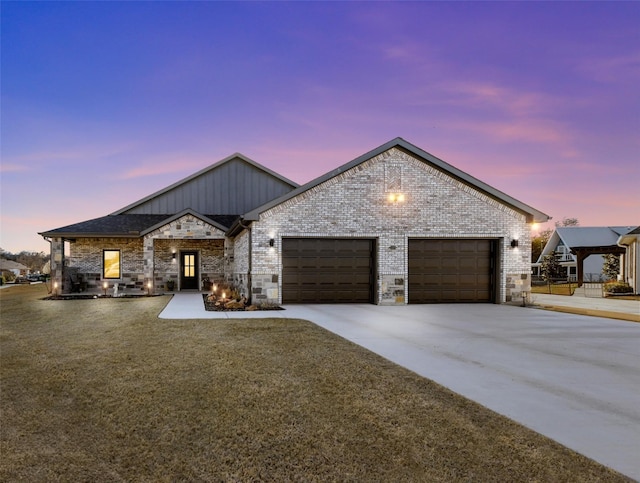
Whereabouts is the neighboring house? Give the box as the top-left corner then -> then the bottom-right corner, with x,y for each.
618,227 -> 640,294
0,259 -> 29,279
532,226 -> 636,283
40,137 -> 549,304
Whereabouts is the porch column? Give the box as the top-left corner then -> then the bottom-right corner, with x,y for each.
143,236 -> 155,291
576,251 -> 586,287
50,237 -> 64,294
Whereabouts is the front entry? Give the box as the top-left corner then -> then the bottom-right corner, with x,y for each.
180,251 -> 199,290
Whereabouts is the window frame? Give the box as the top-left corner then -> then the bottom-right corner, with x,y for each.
103,249 -> 121,279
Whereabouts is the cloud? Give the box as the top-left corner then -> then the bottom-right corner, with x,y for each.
117,155 -> 211,180
0,163 -> 30,173
3,144 -> 136,166
577,52 -> 640,84
439,81 -> 562,117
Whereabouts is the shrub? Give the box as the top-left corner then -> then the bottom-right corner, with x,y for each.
604,282 -> 633,294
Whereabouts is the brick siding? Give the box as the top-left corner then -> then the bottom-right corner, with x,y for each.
250,147 -> 531,304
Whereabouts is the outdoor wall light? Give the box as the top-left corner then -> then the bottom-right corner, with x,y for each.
147,281 -> 152,296
387,193 -> 405,203
103,281 -> 108,296
511,239 -> 519,248
269,238 -> 275,247
172,251 -> 176,263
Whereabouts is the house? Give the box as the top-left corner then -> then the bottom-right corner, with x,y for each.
532,226 -> 636,284
618,227 -> 640,294
40,137 -> 549,304
0,259 -> 29,279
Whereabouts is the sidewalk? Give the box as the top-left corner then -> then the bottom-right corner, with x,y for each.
531,293 -> 640,322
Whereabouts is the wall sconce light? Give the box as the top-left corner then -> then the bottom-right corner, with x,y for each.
387,193 -> 405,203
269,238 -> 275,247
510,239 -> 519,248
53,281 -> 58,296
103,281 -> 108,297
147,281 -> 152,296
172,251 -> 176,263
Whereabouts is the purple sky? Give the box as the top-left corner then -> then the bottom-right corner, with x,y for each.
2,2 -> 639,253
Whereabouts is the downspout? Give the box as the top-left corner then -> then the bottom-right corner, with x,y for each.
42,236 -> 52,293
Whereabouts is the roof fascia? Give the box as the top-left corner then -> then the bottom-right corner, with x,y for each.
393,139 -> 550,223
139,209 -> 228,236
244,137 -> 550,223
111,153 -> 300,216
618,226 -> 640,246
39,231 -> 138,238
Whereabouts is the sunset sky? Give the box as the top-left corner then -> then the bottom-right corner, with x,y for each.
2,1 -> 639,253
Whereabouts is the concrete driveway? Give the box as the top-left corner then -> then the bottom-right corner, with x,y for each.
287,304 -> 640,480
160,297 -> 640,479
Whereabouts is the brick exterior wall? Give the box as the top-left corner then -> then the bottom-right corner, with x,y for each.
250,147 -> 532,305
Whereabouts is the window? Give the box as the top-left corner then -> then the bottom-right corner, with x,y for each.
103,250 -> 121,279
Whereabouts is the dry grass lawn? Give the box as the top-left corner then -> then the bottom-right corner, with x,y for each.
1,284 -> 632,482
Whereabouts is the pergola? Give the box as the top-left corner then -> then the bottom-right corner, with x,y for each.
570,245 -> 625,286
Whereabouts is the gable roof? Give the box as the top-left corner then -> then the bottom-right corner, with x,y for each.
39,213 -> 238,238
113,153 -> 299,216
241,137 -> 550,224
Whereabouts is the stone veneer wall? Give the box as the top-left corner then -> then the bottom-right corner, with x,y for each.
229,230 -> 251,299
66,237 -> 145,292
250,147 -> 532,305
143,214 -> 227,292
153,239 -> 224,290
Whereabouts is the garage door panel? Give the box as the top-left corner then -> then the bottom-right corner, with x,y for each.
283,238 -> 374,304
409,239 -> 495,303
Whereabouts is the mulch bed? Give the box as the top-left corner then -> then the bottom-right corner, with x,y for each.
202,294 -> 284,311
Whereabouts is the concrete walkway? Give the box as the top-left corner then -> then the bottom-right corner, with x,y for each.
159,295 -> 640,480
531,293 -> 639,322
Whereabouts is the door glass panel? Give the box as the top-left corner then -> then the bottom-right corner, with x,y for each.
184,254 -> 195,277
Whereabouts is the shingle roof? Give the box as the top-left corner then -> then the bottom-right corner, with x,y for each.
39,214 -> 239,237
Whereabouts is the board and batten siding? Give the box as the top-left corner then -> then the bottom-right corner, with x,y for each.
121,158 -> 296,216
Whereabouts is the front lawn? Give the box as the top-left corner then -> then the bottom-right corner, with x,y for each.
0,285 -> 630,481
531,282 -> 576,295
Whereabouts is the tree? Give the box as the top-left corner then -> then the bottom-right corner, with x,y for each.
540,251 -> 562,282
602,254 -> 620,281
531,227 -> 554,262
556,217 -> 579,228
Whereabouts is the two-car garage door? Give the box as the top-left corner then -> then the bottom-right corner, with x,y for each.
282,238 -> 496,304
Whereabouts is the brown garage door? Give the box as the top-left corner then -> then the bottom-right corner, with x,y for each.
282,238 -> 375,303
409,239 -> 496,303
